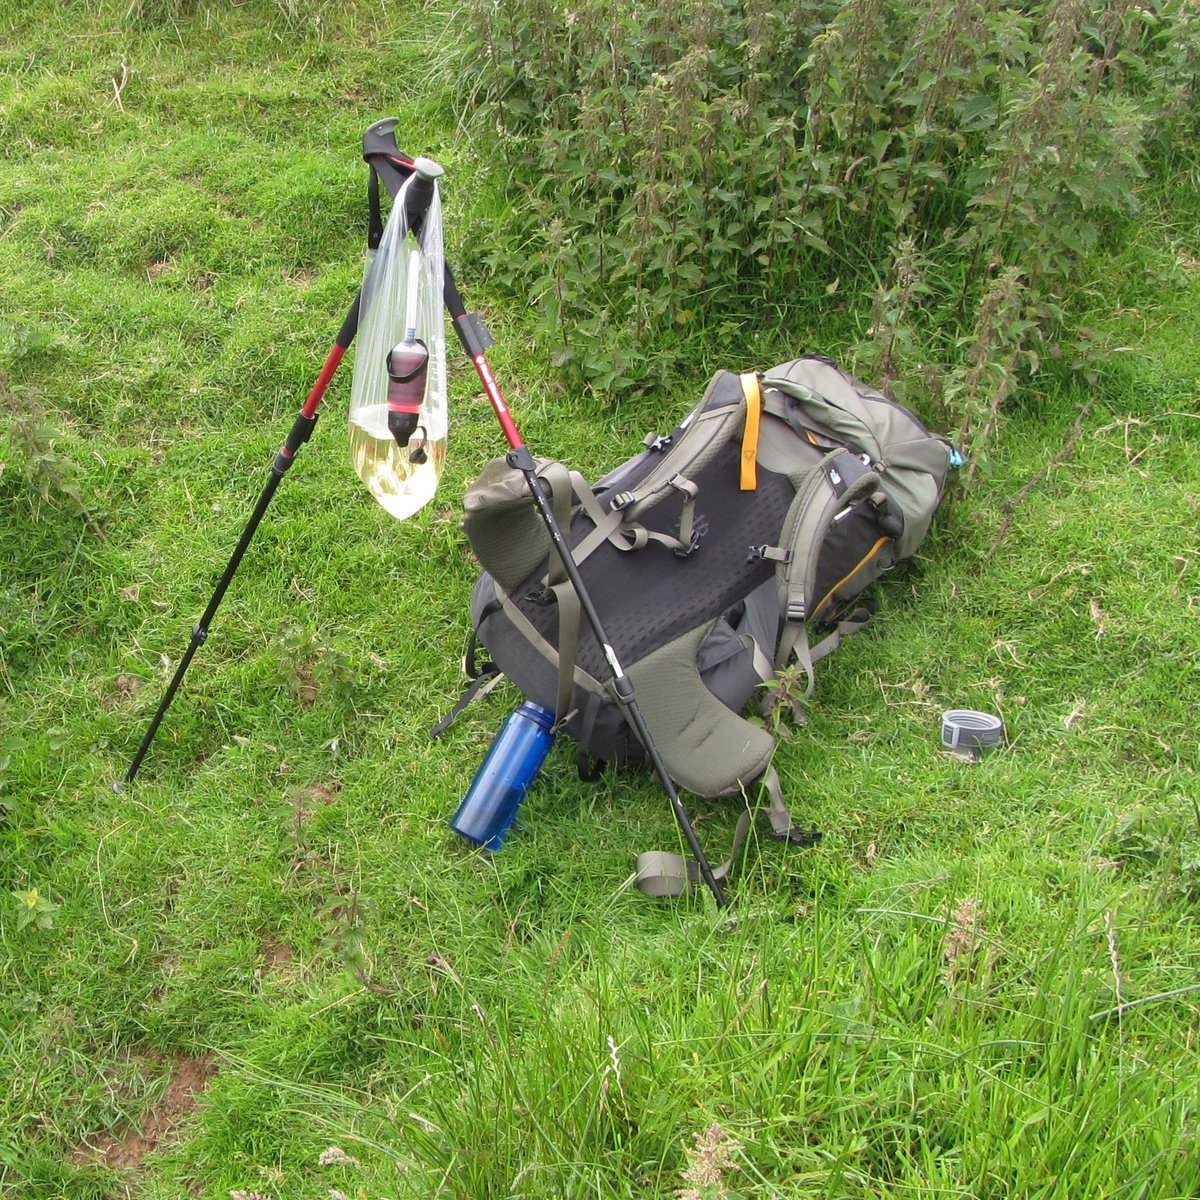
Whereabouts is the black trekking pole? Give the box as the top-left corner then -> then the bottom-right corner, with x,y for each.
362,122 -> 727,908
121,300 -> 358,788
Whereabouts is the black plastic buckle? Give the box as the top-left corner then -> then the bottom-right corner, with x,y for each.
870,494 -> 904,539
770,825 -> 823,846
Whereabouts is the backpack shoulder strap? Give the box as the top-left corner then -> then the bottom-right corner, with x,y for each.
607,371 -> 747,555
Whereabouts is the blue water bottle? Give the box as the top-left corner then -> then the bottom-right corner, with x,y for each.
449,702 -> 555,850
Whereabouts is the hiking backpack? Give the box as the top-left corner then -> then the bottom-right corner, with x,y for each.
449,356 -> 952,894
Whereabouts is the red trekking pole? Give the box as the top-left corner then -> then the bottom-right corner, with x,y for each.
122,151 -> 443,787
362,121 -> 727,907
124,123 -> 727,909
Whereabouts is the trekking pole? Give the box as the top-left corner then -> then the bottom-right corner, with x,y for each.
362,125 -> 727,907
443,269 -> 727,908
122,154 -> 446,787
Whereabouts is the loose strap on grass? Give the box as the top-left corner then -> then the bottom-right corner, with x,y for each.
429,666 -> 502,737
430,598 -> 503,737
775,605 -> 873,699
631,767 -> 819,899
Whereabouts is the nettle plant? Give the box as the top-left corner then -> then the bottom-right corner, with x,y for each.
464,0 -> 1199,453
272,620 -> 354,709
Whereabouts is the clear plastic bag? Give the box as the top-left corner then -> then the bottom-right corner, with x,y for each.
348,176 -> 448,520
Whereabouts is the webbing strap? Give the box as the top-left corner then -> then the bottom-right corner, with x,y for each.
611,396 -> 743,523
541,464 -> 622,722
549,578 -> 580,727
740,631 -> 776,686
739,373 -> 762,491
609,475 -> 701,558
630,767 -> 807,898
776,620 -> 816,698
568,468 -> 699,562
811,607 -> 871,663
367,167 -> 385,251
575,692 -> 605,780
668,475 -> 699,555
774,606 -> 872,699
570,509 -> 649,564
429,667 -> 503,737
430,600 -> 503,737
534,462 -> 584,726
540,461 -> 574,589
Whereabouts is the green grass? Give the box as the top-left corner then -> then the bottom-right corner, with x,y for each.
3,3 -> 1199,1199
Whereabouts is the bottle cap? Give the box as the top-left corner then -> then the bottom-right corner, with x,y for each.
941,709 -> 1004,759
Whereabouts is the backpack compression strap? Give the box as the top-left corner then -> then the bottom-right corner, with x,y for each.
740,373 -> 762,491
760,448 -> 883,693
539,461 -> 585,726
460,456 -> 584,727
609,374 -> 747,556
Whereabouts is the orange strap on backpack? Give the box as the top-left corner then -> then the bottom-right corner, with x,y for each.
739,372 -> 762,491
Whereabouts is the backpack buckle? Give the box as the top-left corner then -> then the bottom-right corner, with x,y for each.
786,599 -> 807,623
869,492 -> 904,539
747,544 -> 791,564
770,824 -> 823,846
673,529 -> 701,558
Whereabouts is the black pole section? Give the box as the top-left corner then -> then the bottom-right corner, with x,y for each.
122,294 -> 361,786
441,262 -> 726,908
509,443 -> 727,909
123,472 -> 282,785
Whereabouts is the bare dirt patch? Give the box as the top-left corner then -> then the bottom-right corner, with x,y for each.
71,1053 -> 217,1173
259,938 -> 293,971
106,673 -> 145,709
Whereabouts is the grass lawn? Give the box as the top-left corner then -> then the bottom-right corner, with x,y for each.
1,3 -> 1198,1198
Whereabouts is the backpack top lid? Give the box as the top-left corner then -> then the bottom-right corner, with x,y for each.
762,356 -> 950,558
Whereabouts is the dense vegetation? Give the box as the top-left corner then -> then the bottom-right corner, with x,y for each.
465,0 -> 1199,458
1,1 -> 1198,1198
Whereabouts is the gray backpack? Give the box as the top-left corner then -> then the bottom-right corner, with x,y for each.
448,356 -> 952,893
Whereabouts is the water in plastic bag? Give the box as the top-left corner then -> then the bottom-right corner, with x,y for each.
348,175 -> 448,520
